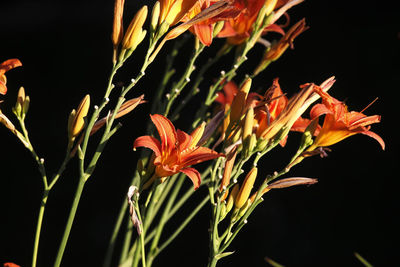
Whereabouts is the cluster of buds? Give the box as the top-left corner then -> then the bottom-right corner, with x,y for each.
12,87 -> 30,120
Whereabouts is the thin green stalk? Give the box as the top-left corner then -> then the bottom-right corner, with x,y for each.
134,201 -> 147,267
103,194 -> 129,267
170,44 -> 230,121
154,195 -> 210,257
146,176 -> 185,266
31,189 -> 48,267
53,177 -> 86,267
120,218 -> 133,263
163,40 -> 205,117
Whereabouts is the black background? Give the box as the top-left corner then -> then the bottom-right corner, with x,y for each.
1,1 -> 399,266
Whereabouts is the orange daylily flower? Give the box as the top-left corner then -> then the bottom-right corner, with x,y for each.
0,59 -> 22,95
217,0 -> 303,44
3,263 -> 21,267
159,0 -> 199,26
254,78 -> 315,142
181,0 -> 242,46
216,79 -> 315,146
133,114 -> 224,189
149,0 -> 241,62
217,0 -> 268,44
306,87 -> 385,151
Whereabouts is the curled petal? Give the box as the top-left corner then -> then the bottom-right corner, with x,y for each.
180,146 -> 223,167
360,130 -> 385,150
0,59 -> 22,74
133,135 -> 162,157
180,167 -> 201,190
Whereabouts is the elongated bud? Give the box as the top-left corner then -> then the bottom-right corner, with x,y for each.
22,95 -> 30,117
190,121 -> 206,147
264,0 -> 278,17
127,30 -> 147,55
13,87 -> 25,118
238,199 -> 252,217
242,106 -> 254,142
255,137 -> 269,151
69,95 -> 90,138
122,6 -> 148,50
17,86 -> 25,106
226,184 -> 239,213
151,1 -> 160,33
213,21 -> 225,37
68,109 -> 76,136
230,78 -> 252,123
112,0 -> 125,47
235,167 -> 258,209
219,146 -> 238,193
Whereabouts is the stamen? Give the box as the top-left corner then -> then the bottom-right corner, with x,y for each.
360,97 -> 379,113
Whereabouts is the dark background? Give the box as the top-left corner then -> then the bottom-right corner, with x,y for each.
1,0 -> 398,266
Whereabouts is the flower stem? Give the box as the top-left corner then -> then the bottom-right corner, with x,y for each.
53,176 -> 86,267
31,188 -> 48,267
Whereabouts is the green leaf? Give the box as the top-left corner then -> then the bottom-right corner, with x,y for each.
354,252 -> 374,267
215,251 -> 235,260
265,257 -> 285,267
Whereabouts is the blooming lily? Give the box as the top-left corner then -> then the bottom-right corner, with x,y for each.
217,0 -> 303,44
181,0 -> 242,46
306,86 -> 385,151
0,59 -> 22,95
133,114 -> 223,189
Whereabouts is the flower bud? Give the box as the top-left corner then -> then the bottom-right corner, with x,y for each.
213,21 -> 225,37
235,167 -> 257,209
264,0 -> 278,17
151,1 -> 160,33
238,199 -> 252,217
112,0 -> 125,47
242,106 -> 254,143
226,184 -> 239,214
69,94 -> 90,139
122,6 -> 148,50
13,87 -> 25,118
190,121 -> 206,147
230,78 -> 251,123
219,146 -> 238,193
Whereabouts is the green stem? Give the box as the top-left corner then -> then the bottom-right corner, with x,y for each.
53,177 -> 86,267
134,201 -> 147,267
163,40 -> 205,117
170,44 -> 230,121
146,176 -> 185,266
31,189 -> 48,267
208,257 -> 219,267
153,195 -> 210,258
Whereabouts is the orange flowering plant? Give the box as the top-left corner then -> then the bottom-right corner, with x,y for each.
1,0 -> 384,267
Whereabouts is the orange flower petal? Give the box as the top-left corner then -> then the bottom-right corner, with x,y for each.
193,23 -> 214,46
0,59 -> 22,74
150,114 -> 177,154
133,135 -> 162,157
180,167 -> 201,190
180,146 -> 222,167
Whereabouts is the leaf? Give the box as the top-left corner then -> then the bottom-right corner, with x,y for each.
265,256 -> 285,267
215,251 -> 235,260
354,252 -> 374,267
